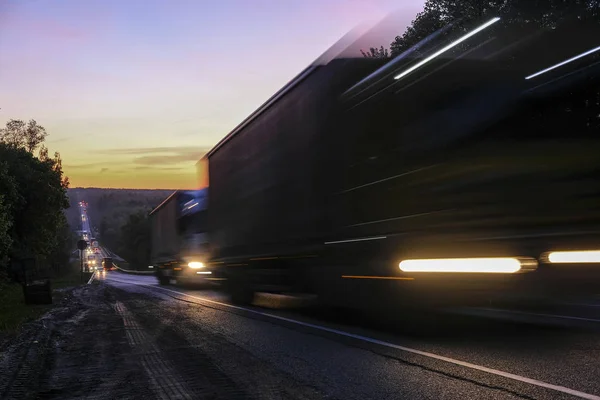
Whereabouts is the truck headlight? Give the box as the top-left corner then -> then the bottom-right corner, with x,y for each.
188,262 -> 204,269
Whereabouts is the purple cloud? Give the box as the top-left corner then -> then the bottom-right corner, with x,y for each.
133,153 -> 203,166
98,146 -> 210,155
2,13 -> 91,40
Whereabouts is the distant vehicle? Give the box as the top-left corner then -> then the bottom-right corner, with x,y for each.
102,258 -> 113,271
150,190 -> 209,286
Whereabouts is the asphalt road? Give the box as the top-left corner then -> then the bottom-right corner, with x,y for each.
78,202 -> 91,237
88,271 -> 600,400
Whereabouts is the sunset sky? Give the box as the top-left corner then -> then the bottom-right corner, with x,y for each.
0,0 -> 423,189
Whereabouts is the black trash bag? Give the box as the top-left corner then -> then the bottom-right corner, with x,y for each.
23,279 -> 53,305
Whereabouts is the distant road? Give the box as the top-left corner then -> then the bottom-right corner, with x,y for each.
77,201 -> 125,264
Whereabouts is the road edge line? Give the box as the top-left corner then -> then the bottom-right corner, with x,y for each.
473,307 -> 600,323
113,265 -> 154,275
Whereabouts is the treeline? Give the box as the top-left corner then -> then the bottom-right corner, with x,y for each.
360,0 -> 598,58
0,119 -> 71,283
116,211 -> 152,270
67,188 -> 170,240
69,188 -> 171,269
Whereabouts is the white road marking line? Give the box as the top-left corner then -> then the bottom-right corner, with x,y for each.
87,271 -> 96,284
475,308 -> 600,323
106,276 -> 600,399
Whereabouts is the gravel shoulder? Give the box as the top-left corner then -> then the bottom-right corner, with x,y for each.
0,283 -> 155,400
0,281 -> 328,400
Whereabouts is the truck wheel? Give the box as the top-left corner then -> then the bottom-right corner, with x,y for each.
157,275 -> 170,285
227,278 -> 254,305
231,285 -> 254,305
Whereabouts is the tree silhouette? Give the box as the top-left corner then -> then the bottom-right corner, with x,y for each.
0,163 -> 16,276
0,119 -> 48,153
360,46 -> 390,59
0,119 -> 69,282
118,211 -> 152,269
390,0 -> 599,57
0,144 -> 69,259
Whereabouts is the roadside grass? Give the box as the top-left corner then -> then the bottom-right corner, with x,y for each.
0,263 -> 93,334
118,262 -> 131,270
52,270 -> 93,289
113,261 -> 131,270
114,261 -> 155,273
0,284 -> 52,333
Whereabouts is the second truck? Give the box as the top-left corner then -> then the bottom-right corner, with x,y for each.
150,189 -> 212,285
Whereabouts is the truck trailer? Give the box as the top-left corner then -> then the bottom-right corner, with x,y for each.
150,189 -> 211,285
195,17 -> 600,309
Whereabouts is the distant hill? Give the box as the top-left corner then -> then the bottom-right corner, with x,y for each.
66,188 -> 173,250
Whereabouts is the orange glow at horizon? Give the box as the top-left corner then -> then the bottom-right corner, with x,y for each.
66,166 -> 198,190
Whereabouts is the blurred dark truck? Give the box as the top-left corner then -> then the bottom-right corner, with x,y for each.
161,17 -> 600,310
205,18 -> 600,309
150,189 -> 211,285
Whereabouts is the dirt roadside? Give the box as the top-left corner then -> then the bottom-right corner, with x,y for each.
0,279 -> 330,400
0,283 -> 155,400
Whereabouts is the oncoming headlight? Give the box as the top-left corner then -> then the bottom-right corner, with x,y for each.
188,262 -> 205,269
